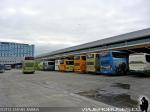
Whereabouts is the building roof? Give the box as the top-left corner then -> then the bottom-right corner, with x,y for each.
36,28 -> 150,58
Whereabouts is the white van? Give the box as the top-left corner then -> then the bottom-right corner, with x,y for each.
129,53 -> 150,73
55,60 -> 61,71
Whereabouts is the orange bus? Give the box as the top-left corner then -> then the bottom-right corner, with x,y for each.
74,55 -> 86,73
59,58 -> 65,72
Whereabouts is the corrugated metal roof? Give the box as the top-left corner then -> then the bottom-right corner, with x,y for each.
36,28 -> 150,58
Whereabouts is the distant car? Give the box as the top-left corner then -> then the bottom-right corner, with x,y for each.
4,64 -> 11,70
0,64 -> 5,73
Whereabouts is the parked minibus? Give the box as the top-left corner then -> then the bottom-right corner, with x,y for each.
129,53 -> 150,74
99,51 -> 129,75
86,53 -> 100,73
38,61 -> 55,71
43,61 -> 55,71
74,55 -> 86,73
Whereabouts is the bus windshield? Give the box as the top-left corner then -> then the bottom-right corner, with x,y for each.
81,56 -> 86,60
25,62 -> 34,67
129,61 -> 145,64
112,52 -> 128,58
146,55 -> 150,63
60,60 -> 64,64
87,54 -> 94,59
86,62 -> 94,65
66,61 -> 74,65
66,57 -> 74,60
74,56 -> 80,60
48,62 -> 54,65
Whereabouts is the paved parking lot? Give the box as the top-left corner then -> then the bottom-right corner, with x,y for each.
0,69 -> 149,109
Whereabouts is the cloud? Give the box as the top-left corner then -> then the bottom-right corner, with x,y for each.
0,0 -> 150,56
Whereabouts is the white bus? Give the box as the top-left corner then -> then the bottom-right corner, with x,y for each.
38,61 -> 55,71
129,53 -> 150,74
55,60 -> 61,71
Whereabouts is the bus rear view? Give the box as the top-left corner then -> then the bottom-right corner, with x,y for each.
59,58 -> 66,72
74,55 -> 86,73
22,57 -> 35,74
65,56 -> 74,72
100,51 -> 129,75
86,53 -> 100,73
129,53 -> 150,75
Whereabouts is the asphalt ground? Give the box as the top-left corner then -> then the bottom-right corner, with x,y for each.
0,69 -> 149,111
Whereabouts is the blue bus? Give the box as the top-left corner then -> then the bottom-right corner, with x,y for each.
99,51 -> 129,75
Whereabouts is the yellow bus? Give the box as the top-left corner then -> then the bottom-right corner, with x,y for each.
74,55 -> 86,73
59,58 -> 66,72
86,53 -> 100,73
65,56 -> 74,72
59,56 -> 74,72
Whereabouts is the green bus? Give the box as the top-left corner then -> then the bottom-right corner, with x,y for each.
22,57 -> 35,74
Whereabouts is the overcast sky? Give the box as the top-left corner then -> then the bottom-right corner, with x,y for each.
0,0 -> 150,56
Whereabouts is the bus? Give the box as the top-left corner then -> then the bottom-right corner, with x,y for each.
99,51 -> 129,75
129,53 -> 150,74
0,64 -> 5,73
22,57 -> 35,74
86,53 -> 100,73
38,61 -> 55,71
43,61 -> 55,71
65,56 -> 74,72
74,55 -> 86,73
59,58 -> 66,72
59,56 -> 74,72
55,60 -> 61,71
